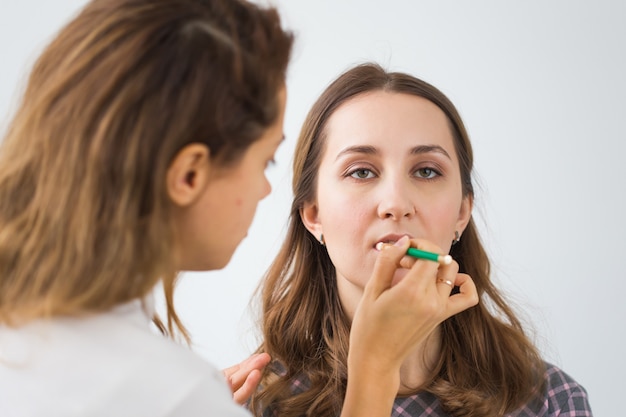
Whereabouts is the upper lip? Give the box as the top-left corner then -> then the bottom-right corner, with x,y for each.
373,233 -> 413,248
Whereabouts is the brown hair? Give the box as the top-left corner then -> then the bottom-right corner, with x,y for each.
250,63 -> 545,417
0,0 -> 292,341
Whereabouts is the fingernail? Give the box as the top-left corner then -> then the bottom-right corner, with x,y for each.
394,236 -> 409,246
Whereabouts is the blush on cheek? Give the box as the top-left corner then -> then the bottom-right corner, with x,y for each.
429,204 -> 460,246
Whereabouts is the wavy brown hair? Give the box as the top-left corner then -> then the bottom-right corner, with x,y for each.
0,0 -> 292,340
250,63 -> 545,417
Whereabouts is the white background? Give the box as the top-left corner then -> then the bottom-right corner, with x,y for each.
1,1 -> 624,415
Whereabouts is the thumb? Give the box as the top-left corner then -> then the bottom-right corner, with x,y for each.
364,236 -> 410,299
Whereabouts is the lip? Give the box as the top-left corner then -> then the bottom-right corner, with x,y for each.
373,233 -> 413,249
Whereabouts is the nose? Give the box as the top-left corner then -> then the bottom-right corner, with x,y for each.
376,177 -> 416,220
261,176 -> 272,200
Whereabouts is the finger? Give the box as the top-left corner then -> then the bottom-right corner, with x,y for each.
398,254 -> 417,270
365,236 -> 411,298
232,369 -> 262,405
435,259 -> 459,297
445,273 -> 479,316
222,363 -> 239,381
379,238 -> 446,273
224,353 -> 271,391
394,238 -> 444,290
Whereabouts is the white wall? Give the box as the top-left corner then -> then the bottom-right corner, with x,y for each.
1,1 -> 623,415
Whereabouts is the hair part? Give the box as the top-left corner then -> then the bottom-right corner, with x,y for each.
250,63 -> 544,417
0,0 -> 292,341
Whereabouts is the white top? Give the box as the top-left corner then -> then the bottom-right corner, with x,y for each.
0,296 -> 251,417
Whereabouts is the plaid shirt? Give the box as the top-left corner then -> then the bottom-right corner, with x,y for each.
260,362 -> 592,417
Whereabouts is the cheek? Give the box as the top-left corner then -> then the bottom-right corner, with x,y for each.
422,199 -> 463,246
320,200 -> 374,288
319,192 -> 369,233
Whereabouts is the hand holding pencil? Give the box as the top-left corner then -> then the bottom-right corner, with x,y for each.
375,241 -> 452,265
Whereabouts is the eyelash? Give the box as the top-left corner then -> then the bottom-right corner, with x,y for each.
414,167 -> 441,180
345,165 -> 442,180
347,167 -> 376,179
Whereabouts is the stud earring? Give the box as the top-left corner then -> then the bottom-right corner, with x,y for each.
452,231 -> 460,245
319,234 -> 325,246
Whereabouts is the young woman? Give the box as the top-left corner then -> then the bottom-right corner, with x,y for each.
0,2 -> 475,416
250,63 -> 593,417
0,0 -> 291,415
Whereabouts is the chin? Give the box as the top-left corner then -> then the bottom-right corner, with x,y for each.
204,255 -> 232,271
181,252 -> 234,272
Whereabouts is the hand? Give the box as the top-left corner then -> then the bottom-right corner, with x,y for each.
222,352 -> 271,405
347,236 -> 478,396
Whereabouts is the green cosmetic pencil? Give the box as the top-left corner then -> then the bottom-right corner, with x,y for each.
376,242 -> 452,265
406,247 -> 452,265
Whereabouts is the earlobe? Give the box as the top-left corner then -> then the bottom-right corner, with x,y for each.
166,143 -> 210,207
300,201 -> 322,241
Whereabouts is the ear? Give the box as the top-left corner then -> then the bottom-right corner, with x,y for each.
166,143 -> 211,207
455,194 -> 473,237
300,200 -> 322,241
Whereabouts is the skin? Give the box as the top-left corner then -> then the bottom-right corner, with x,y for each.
301,90 -> 474,390
223,352 -> 272,405
344,237 -> 477,416
168,87 -> 287,271
184,89 -> 479,414
166,87 -> 286,402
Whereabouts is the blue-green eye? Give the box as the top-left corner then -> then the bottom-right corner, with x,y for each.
349,168 -> 375,179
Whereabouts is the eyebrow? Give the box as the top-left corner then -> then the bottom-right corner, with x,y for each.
336,144 -> 452,160
411,145 -> 451,160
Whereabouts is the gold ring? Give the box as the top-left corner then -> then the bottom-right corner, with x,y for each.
437,278 -> 454,287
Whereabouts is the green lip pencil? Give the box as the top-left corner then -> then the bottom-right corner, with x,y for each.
376,242 -> 452,265
406,247 -> 452,265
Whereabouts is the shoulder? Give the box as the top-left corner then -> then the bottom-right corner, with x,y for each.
163,369 -> 251,417
392,391 -> 444,416
542,363 -> 592,415
513,362 -> 593,416
267,360 -> 311,395
0,309 -> 247,416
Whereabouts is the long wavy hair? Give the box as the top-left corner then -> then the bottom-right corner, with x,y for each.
0,0 -> 292,341
250,63 -> 545,417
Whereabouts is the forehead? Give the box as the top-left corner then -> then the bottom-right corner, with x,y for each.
324,91 -> 455,155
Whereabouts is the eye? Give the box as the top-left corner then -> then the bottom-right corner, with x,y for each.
348,168 -> 375,179
414,167 -> 439,179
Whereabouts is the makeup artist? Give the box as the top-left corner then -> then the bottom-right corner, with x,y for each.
0,1 -> 480,416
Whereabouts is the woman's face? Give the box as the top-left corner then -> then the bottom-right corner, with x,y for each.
301,91 -> 471,313
174,88 -> 286,271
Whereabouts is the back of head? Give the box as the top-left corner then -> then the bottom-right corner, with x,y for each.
0,0 -> 292,325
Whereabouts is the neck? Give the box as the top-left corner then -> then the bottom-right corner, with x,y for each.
397,326 -> 441,394
339,277 -> 442,395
